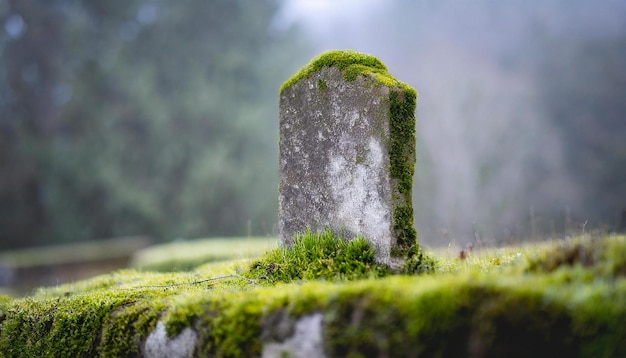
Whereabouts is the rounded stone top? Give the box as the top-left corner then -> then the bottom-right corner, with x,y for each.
280,50 -> 413,95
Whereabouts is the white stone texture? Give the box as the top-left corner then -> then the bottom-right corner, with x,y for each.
327,136 -> 390,259
262,313 -> 326,358
143,320 -> 198,358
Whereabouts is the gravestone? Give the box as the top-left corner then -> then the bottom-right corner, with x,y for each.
279,50 -> 419,266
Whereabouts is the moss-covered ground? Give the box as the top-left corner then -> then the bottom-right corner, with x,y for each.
1,233 -> 625,356
130,236 -> 277,272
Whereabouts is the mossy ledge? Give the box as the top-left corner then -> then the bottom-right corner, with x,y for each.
0,235 -> 625,356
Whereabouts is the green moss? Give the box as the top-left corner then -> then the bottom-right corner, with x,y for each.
400,243 -> 437,275
322,270 -> 626,357
245,229 -> 390,284
0,289 -> 164,356
2,236 -> 625,356
388,86 -> 419,260
321,272 -> 626,356
159,294 -> 260,357
244,228 -> 434,284
526,234 -> 626,278
280,50 -> 403,94
0,295 -> 11,305
317,78 -> 327,92
0,265 -> 251,357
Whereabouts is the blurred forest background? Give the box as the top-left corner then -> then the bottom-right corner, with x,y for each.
1,0 -> 625,251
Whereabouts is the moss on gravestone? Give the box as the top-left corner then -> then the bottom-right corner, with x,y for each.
389,89 -> 418,251
281,50 -> 391,94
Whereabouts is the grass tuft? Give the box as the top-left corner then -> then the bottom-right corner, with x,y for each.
245,229 -> 392,283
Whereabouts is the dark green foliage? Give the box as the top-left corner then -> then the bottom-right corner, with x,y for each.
0,0 -> 304,248
246,229 -> 391,283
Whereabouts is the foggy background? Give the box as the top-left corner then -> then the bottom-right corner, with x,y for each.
1,0 -> 626,252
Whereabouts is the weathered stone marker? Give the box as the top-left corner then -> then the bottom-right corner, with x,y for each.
279,50 -> 419,266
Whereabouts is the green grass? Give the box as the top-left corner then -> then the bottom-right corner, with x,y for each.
0,234 -> 624,356
245,229 -> 435,284
245,229 -> 389,283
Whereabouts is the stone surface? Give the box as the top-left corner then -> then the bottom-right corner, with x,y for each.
279,50 -> 418,264
143,321 -> 198,358
262,313 -> 325,358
